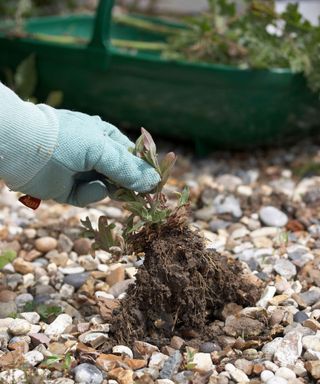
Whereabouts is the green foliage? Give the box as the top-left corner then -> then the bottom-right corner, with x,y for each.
3,54 -> 63,106
0,249 -> 16,269
41,352 -> 72,372
15,53 -> 37,100
81,128 -> 189,252
23,302 -> 63,321
165,0 -> 320,93
81,216 -> 121,250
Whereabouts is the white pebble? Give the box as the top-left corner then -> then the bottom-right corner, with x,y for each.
266,377 -> 287,384
193,352 -> 214,372
275,367 -> 296,380
20,312 -> 40,324
24,350 -> 44,366
261,370 -> 274,382
148,352 -> 169,370
112,345 -> 133,359
8,319 -> 31,335
45,314 -> 72,338
0,369 -> 26,383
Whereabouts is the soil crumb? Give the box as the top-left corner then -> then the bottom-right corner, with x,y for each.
109,213 -> 261,345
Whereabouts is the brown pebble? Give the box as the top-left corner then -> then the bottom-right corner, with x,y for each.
108,367 -> 134,384
12,258 -> 34,274
305,360 -> 320,379
0,290 -> 16,302
106,266 -> 125,287
29,333 -> 50,347
23,249 -> 42,262
170,336 -> 185,350
35,236 -> 57,253
73,238 -> 92,255
161,345 -> 176,356
8,341 -> 29,353
252,363 -> 264,374
303,318 -> 320,331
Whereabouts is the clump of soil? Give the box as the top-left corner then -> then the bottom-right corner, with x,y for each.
109,211 -> 261,345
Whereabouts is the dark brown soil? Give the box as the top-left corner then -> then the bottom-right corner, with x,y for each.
109,212 -> 261,345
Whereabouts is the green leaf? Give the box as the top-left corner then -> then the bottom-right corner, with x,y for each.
158,152 -> 177,189
42,355 -> 62,366
134,133 -> 145,155
46,90 -> 63,107
64,352 -> 72,370
97,216 -> 117,251
15,54 -> 37,100
178,186 -> 190,207
141,127 -> 157,153
36,304 -> 63,321
0,249 -> 17,269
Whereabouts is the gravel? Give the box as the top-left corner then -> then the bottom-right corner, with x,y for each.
1,139 -> 320,382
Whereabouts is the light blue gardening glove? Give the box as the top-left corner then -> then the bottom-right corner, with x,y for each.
0,83 -> 160,206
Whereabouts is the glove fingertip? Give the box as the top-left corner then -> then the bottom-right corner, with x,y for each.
133,168 -> 161,193
70,181 -> 108,207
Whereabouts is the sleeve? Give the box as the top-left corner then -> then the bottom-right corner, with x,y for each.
0,82 -> 59,190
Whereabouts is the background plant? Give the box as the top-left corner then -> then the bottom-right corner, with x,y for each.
164,0 -> 320,93
2,54 -> 63,106
81,128 -> 189,252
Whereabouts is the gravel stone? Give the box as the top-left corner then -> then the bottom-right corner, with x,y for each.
0,301 -> 17,318
45,314 -> 73,338
199,342 -> 221,353
35,236 -> 58,253
73,363 -> 103,384
293,311 -> 308,323
300,288 -> 320,306
8,319 -> 31,335
73,238 -> 92,255
274,259 -> 297,280
112,345 -> 133,358
57,233 -> 73,253
24,350 -> 44,366
213,195 -> 242,218
159,351 -> 182,379
64,272 -> 89,289
15,293 -> 33,310
274,331 -> 302,366
20,312 -> 40,324
266,377 -> 287,384
275,367 -> 296,380
259,206 -> 288,227
261,370 -> 274,382
192,353 -> 213,372
0,369 -> 26,383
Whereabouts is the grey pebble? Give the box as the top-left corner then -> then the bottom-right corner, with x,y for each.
57,233 -> 74,253
300,288 -> 320,306
293,311 -> 309,323
64,272 -> 89,289
160,351 -> 182,379
0,301 -> 17,318
15,293 -> 34,310
274,259 -> 296,280
199,342 -> 221,353
259,206 -> 288,227
73,363 -> 103,384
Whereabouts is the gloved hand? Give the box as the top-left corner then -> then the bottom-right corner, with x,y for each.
0,83 -> 160,206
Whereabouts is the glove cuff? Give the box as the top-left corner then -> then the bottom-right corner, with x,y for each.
0,83 -> 59,190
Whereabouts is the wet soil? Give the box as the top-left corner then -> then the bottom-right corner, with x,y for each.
108,212 -> 261,345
